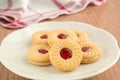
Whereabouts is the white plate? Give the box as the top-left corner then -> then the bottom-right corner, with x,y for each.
0,22 -> 120,80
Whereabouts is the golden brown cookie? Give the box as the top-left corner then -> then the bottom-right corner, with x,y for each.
32,30 -> 49,46
73,30 -> 88,42
79,42 -> 102,64
27,44 -> 50,66
49,40 -> 82,72
48,29 -> 78,46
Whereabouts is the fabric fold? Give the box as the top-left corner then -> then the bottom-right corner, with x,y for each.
0,0 -> 106,28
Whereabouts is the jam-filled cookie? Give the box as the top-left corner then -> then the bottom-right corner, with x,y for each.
74,30 -> 88,42
27,44 -> 50,66
49,40 -> 82,72
48,29 -> 78,46
79,42 -> 102,64
32,30 -> 49,45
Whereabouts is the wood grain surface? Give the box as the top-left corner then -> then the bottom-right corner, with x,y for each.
0,0 -> 120,80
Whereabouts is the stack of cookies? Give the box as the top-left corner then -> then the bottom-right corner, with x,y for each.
27,28 -> 102,72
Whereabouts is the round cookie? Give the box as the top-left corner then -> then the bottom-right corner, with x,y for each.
48,29 -> 78,46
79,42 -> 102,64
49,40 -> 82,72
27,44 -> 50,66
73,30 -> 88,42
32,30 -> 49,46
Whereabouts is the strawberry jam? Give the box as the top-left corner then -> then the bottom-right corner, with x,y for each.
60,48 -> 72,60
82,47 -> 90,52
40,35 -> 47,39
38,49 -> 48,54
57,33 -> 68,39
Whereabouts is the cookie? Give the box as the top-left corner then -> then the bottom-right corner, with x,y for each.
49,40 -> 82,72
79,42 -> 102,64
27,44 -> 50,66
48,29 -> 78,46
32,30 -> 49,46
73,30 -> 88,42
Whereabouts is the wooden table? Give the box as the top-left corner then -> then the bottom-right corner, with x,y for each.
0,0 -> 120,80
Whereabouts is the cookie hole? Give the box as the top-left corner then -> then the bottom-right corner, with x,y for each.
38,49 -> 48,54
82,47 -> 90,52
40,35 -> 47,39
60,48 -> 72,60
76,34 -> 79,37
57,33 -> 68,39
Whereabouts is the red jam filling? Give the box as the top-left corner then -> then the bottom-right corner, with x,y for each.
38,49 -> 48,54
40,35 -> 47,39
82,47 -> 90,52
60,48 -> 72,60
57,33 -> 68,39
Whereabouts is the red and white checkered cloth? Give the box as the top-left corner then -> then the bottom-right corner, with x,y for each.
0,0 -> 106,28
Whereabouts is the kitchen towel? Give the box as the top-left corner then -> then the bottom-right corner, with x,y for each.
0,0 -> 106,28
